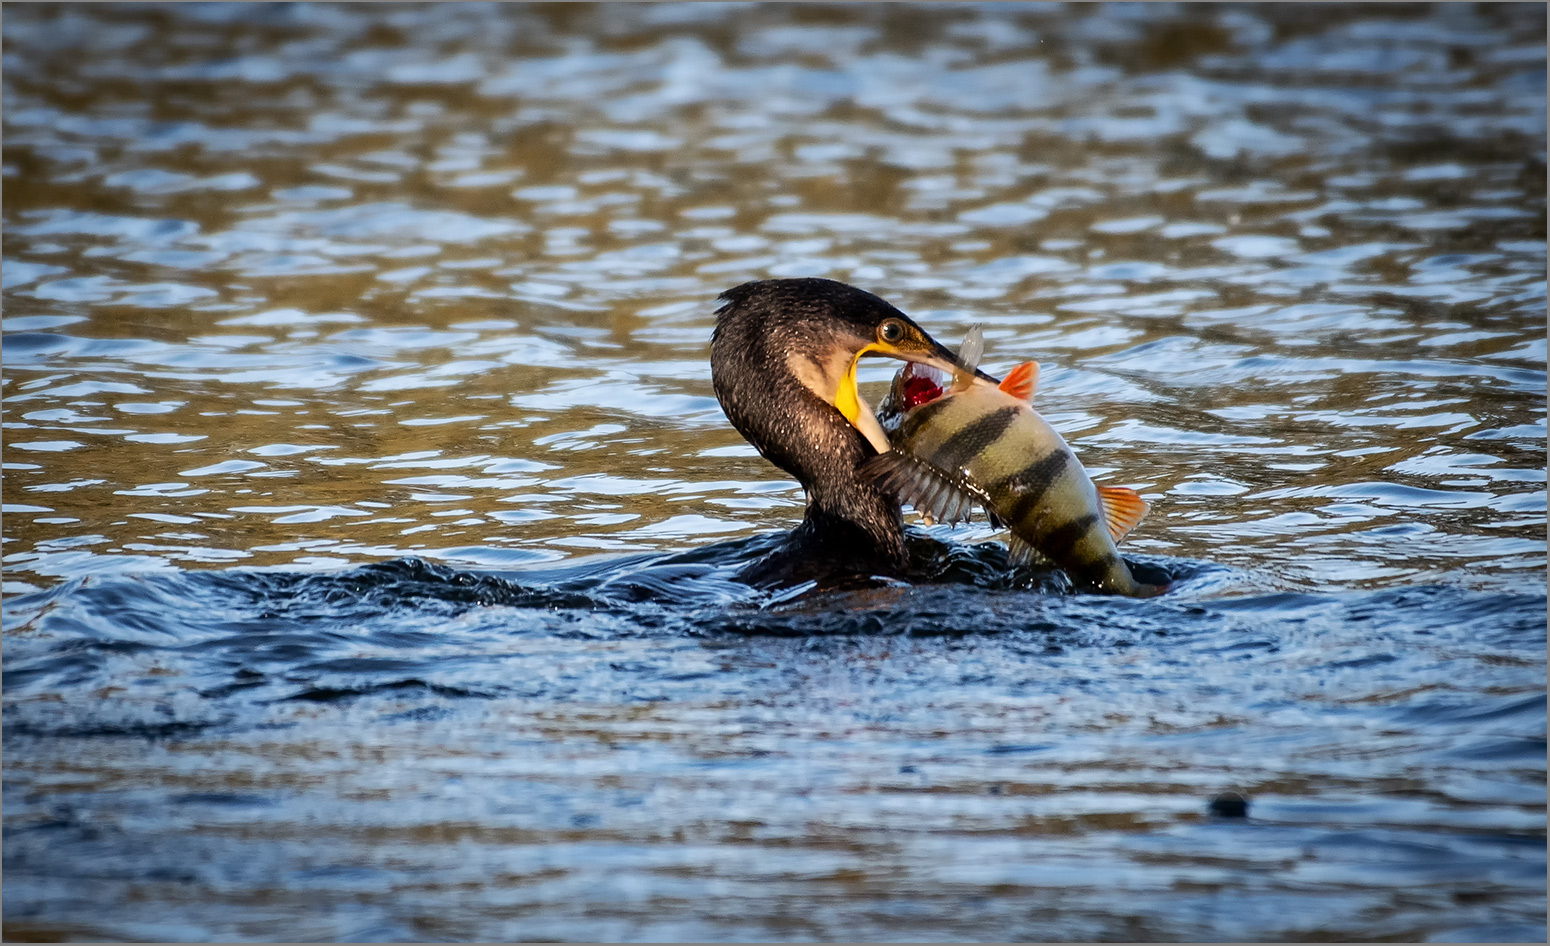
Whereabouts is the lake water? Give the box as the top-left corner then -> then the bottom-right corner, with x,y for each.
3,3 -> 1546,941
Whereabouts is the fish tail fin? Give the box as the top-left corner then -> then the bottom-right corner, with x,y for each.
1095,484 -> 1150,544
1099,561 -> 1170,598
998,361 -> 1039,402
1114,557 -> 1170,598
949,324 -> 984,393
1130,579 -> 1170,598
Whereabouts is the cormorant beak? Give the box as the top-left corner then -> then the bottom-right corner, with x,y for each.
834,335 -> 994,456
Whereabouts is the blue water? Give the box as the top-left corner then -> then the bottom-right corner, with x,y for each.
3,2 -> 1544,941
4,542 -> 1545,941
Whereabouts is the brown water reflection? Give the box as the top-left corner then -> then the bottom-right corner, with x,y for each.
4,2 -> 1544,593
2,3 -> 1545,942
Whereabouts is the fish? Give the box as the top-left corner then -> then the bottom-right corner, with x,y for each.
864,326 -> 1166,598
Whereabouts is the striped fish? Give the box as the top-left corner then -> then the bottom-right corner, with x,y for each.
865,328 -> 1165,598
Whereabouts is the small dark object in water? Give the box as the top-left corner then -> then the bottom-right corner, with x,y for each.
1209,790 -> 1250,817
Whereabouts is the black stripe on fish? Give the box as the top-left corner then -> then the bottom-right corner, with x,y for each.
998,449 -> 1072,530
900,396 -> 957,439
932,405 -> 1022,473
1039,512 -> 1099,566
1066,545 -> 1113,578
999,450 -> 1072,525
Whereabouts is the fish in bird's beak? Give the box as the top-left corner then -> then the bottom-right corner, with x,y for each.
833,323 -> 994,455
880,361 -> 949,428
859,324 -> 1166,597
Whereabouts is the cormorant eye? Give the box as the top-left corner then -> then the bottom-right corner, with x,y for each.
878,320 -> 905,344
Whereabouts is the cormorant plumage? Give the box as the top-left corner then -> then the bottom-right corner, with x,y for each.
710,277 -> 985,587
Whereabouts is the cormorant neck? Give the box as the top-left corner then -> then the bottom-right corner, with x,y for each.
711,318 -> 908,584
790,477 -> 907,576
750,377 -> 908,580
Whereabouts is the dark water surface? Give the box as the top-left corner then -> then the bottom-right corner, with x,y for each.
3,3 -> 1545,942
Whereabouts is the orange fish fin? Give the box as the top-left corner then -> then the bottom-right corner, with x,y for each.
998,361 -> 1039,402
861,452 -> 984,525
1095,485 -> 1150,544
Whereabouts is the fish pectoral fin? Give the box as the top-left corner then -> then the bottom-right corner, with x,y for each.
1095,484 -> 1150,544
998,361 -> 1039,402
861,451 -> 984,526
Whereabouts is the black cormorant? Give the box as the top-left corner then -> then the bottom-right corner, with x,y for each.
710,277 -> 988,587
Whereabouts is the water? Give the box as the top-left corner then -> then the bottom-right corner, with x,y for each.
3,3 -> 1545,941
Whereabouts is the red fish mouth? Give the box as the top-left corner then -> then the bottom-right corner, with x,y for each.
898,362 -> 947,410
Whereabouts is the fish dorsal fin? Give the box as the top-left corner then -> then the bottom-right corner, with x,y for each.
998,361 -> 1039,402
861,451 -> 987,526
1095,484 -> 1150,544
950,324 -> 983,394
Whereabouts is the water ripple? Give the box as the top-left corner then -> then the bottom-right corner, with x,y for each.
2,3 -> 1544,941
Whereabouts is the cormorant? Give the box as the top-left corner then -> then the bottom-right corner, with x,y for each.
710,277 -> 988,587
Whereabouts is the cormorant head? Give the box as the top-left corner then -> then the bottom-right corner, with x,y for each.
712,278 -> 987,454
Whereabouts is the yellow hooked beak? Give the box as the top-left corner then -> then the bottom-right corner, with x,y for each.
833,339 -> 975,455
